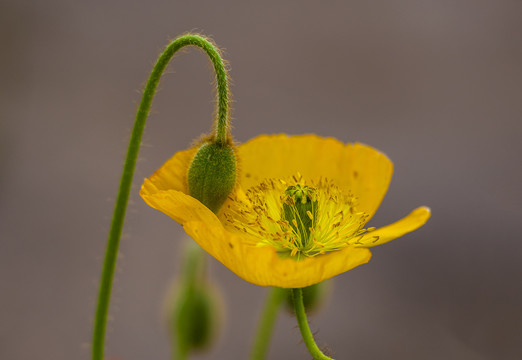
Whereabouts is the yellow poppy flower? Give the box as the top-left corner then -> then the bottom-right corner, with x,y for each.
140,134 -> 430,288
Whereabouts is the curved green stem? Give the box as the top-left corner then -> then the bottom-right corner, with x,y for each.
292,288 -> 334,360
249,287 -> 286,360
92,34 -> 230,360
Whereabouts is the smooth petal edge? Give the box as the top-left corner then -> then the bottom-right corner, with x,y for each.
354,207 -> 431,248
144,147 -> 197,193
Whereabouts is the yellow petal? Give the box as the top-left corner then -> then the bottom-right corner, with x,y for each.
184,219 -> 372,288
140,135 -> 424,287
141,187 -> 372,288
237,134 -> 393,219
143,135 -> 393,220
144,147 -> 197,193
352,207 -> 431,248
140,186 -> 211,225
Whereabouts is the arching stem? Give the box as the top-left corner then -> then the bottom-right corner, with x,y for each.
92,34 -> 230,360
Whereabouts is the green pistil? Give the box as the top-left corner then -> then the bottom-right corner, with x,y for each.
282,185 -> 318,248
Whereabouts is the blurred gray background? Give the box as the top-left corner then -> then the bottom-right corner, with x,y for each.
1,1 -> 521,359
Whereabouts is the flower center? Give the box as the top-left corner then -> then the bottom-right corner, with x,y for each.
222,174 -> 373,259
282,185 -> 317,249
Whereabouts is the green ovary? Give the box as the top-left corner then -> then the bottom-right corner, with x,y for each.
282,185 -> 318,250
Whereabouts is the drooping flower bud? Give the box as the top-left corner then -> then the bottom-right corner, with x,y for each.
188,141 -> 237,213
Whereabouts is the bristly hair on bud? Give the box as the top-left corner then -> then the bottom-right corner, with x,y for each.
188,137 -> 237,214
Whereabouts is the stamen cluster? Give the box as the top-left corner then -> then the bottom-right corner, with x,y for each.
223,174 -> 374,259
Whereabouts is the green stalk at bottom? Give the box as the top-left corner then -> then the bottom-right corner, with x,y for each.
249,287 -> 286,360
292,288 -> 334,360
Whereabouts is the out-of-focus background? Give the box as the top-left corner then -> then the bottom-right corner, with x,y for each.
1,1 -> 521,359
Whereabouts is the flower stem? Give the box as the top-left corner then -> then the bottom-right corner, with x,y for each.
249,287 -> 286,360
291,288 -> 335,360
92,34 -> 230,360
172,341 -> 189,360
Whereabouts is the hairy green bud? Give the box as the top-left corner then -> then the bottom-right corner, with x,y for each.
188,142 -> 236,213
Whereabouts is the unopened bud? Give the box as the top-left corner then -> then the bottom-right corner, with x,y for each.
167,241 -> 221,355
172,283 -> 217,352
188,141 -> 237,213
